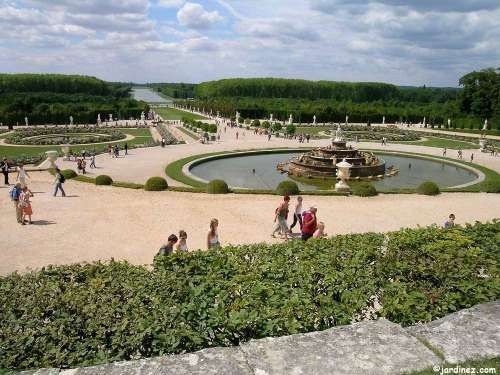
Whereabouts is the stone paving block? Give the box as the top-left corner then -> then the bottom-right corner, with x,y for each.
240,319 -> 439,375
407,301 -> 500,363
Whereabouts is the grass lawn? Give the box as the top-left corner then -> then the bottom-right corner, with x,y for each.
0,128 -> 155,160
405,357 -> 499,374
177,126 -> 200,140
404,136 -> 479,150
154,107 -> 208,121
296,126 -> 333,135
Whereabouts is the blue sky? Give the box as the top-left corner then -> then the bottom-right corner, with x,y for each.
0,0 -> 499,86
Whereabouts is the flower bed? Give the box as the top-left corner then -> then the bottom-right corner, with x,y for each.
156,123 -> 182,145
0,221 -> 498,371
4,127 -> 126,145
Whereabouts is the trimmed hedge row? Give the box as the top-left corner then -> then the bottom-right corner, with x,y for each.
417,181 -> 440,195
145,176 -> 168,191
95,175 -> 113,185
1,221 -> 498,371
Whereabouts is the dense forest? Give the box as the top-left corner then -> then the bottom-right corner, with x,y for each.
147,82 -> 196,99
175,71 -> 499,130
0,74 -> 147,125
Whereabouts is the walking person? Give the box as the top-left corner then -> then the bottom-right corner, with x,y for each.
10,183 -> 23,223
1,157 -> 9,185
16,164 -> 30,188
81,159 -> 87,175
124,143 -> 128,155
301,206 -> 318,241
53,168 -> 66,197
90,153 -> 96,168
470,153 -> 474,162
176,230 -> 188,252
19,185 -> 34,225
207,218 -> 221,249
289,196 -> 303,233
271,195 -> 290,240
443,148 -> 447,157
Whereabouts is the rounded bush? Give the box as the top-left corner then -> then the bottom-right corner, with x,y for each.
352,182 -> 378,197
207,179 -> 229,194
276,180 -> 300,196
145,176 -> 169,191
479,180 -> 500,193
61,169 -> 77,179
95,175 -> 113,186
416,181 -> 440,196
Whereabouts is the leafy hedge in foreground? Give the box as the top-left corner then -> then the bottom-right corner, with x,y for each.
0,221 -> 498,371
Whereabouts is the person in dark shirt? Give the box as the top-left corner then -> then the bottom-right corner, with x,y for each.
157,234 -> 178,256
1,158 -> 10,185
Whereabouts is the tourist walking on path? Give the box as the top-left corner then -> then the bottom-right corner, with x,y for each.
90,154 -> 96,168
176,230 -> 188,252
157,234 -> 178,256
444,214 -> 455,229
53,168 -> 66,197
124,143 -> 128,155
313,222 -> 327,238
457,149 -> 463,159
16,164 -> 30,188
271,195 -> 290,240
289,196 -> 303,232
443,148 -> 447,157
10,183 -> 22,223
301,206 -> 318,241
19,185 -> 33,225
470,153 -> 474,162
1,158 -> 9,185
207,218 -> 221,249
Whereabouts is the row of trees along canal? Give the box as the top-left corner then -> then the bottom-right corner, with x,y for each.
0,74 -> 149,126
174,69 -> 500,130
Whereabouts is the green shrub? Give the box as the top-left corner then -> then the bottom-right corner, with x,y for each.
276,180 -> 299,195
0,221 -> 499,371
416,181 -> 440,195
479,180 -> 500,193
207,179 -> 229,194
144,177 -> 168,191
352,182 -> 378,197
61,169 -> 77,179
95,175 -> 113,185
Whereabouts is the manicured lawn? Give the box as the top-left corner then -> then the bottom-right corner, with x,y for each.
177,126 -> 200,140
0,128 -> 155,160
154,107 -> 208,121
406,357 -> 499,374
296,126 -> 333,136
405,137 -> 479,150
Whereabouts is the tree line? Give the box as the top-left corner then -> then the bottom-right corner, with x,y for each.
0,74 -> 147,125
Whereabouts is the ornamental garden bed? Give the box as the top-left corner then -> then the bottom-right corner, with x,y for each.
4,127 -> 126,145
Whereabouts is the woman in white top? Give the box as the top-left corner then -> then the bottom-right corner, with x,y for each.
16,164 -> 30,188
176,230 -> 189,252
207,218 -> 220,249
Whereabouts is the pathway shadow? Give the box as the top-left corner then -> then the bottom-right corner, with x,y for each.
31,220 -> 56,226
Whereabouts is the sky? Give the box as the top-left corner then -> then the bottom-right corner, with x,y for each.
0,0 -> 499,86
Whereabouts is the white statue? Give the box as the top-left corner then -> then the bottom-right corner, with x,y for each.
313,115 -> 316,125
216,111 -> 220,118
109,114 -> 113,122
288,114 -> 293,125
423,117 -> 426,127
483,119 -> 488,130
382,116 -> 385,125
140,111 -> 145,121
335,158 -> 352,193
24,117 -> 28,126
270,113 -> 273,122
235,111 -> 240,123
448,118 -> 451,128
345,115 -> 349,125
69,116 -> 73,126
97,114 -> 101,124
334,124 -> 344,142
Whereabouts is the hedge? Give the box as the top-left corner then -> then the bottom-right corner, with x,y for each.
276,180 -> 299,195
1,221 -> 498,372
416,181 -> 440,196
207,179 -> 229,194
352,182 -> 377,197
95,175 -> 113,185
145,177 -> 168,191
480,180 -> 500,193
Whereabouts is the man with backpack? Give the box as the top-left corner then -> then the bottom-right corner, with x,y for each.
10,183 -> 22,223
53,168 -> 66,197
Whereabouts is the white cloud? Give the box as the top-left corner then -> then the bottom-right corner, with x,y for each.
177,2 -> 223,29
157,0 -> 185,8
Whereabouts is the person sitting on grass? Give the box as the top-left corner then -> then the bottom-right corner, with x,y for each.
157,234 -> 178,256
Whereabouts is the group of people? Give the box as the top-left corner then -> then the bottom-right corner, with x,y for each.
157,218 -> 221,256
107,143 -> 128,157
271,195 -> 326,241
